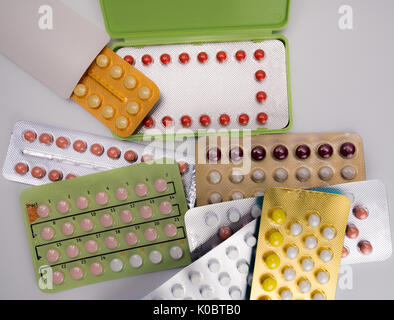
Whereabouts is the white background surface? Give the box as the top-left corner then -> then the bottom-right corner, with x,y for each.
0,0 -> 393,299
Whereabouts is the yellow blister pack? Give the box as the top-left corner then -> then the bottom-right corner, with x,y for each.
71,47 -> 160,137
250,188 -> 350,300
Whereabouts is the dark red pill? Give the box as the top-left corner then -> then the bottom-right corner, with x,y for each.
257,112 -> 268,124
254,49 -> 265,61
238,114 -> 249,126
179,53 -> 190,64
199,115 -> 211,127
141,54 -> 153,65
162,116 -> 174,127
340,142 -> 356,158
251,146 -> 266,161
273,145 -> 288,160
160,54 -> 171,65
124,55 -> 135,65
143,117 -> 154,128
255,70 -> 266,81
358,240 -> 373,255
219,114 -> 230,126
180,115 -> 192,127
295,145 -> 311,160
198,52 -> 208,63
216,51 -> 227,62
235,50 -> 246,61
318,144 -> 334,159
256,91 -> 267,102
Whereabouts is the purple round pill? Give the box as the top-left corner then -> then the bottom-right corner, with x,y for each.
207,148 -> 221,162
295,145 -> 311,160
251,146 -> 266,161
340,142 -> 356,158
318,144 -> 334,159
273,145 -> 288,160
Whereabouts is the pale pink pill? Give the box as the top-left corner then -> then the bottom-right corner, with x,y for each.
37,205 -> 50,218
61,222 -> 74,236
134,183 -> 148,197
80,218 -> 94,231
105,235 -> 118,249
100,213 -> 113,227
69,266 -> 83,280
41,226 -> 55,240
52,271 -> 64,285
95,192 -> 109,205
115,187 -> 128,201
139,205 -> 153,219
144,228 -> 158,241
46,249 -> 60,262
120,210 -> 133,223
56,200 -> 69,214
154,178 -> 168,192
164,223 -> 178,237
159,201 -> 173,214
84,239 -> 99,253
125,232 -> 138,245
76,196 -> 89,210
66,244 -> 79,258
89,262 -> 103,276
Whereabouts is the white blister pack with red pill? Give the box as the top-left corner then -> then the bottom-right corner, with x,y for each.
116,40 -> 289,134
314,180 -> 392,265
2,121 -> 196,207
144,219 -> 258,300
185,197 -> 263,261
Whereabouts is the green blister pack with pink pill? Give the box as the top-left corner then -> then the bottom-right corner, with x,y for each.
19,159 -> 190,293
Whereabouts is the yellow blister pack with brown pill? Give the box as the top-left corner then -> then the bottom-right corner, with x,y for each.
250,188 -> 350,300
72,47 -> 160,138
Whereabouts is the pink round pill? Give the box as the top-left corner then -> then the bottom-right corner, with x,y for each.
100,213 -> 113,227
104,236 -> 118,249
66,244 -> 79,258
76,196 -> 89,210
80,218 -> 94,231
46,249 -> 60,262
89,262 -> 103,276
159,201 -> 173,214
125,232 -> 138,245
84,239 -> 99,253
139,205 -> 153,219
164,223 -> 178,237
37,205 -> 50,218
119,210 -> 133,223
135,183 -> 148,197
41,226 -> 55,240
56,200 -> 69,214
144,228 -> 158,241
95,192 -> 109,205
115,187 -> 128,201
69,266 -> 83,280
52,271 -> 65,285
61,222 -> 74,236
154,178 -> 168,192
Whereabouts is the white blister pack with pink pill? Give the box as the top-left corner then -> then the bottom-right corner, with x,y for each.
143,219 -> 259,300
116,40 -> 290,136
2,120 -> 196,207
185,197 -> 263,261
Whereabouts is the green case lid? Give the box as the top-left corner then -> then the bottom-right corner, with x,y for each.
100,0 -> 290,45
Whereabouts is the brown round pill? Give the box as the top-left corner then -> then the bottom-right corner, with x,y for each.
48,170 -> 63,182
346,224 -> 359,239
219,226 -> 232,241
15,162 -> 28,175
124,150 -> 138,163
353,206 -> 369,220
31,166 -> 46,179
177,161 -> 188,175
23,130 -> 37,142
39,133 -> 53,145
342,246 -> 349,258
56,137 -> 70,149
107,147 -> 121,159
358,240 -> 373,255
141,154 -> 153,162
90,143 -> 104,156
73,140 -> 87,153
66,173 -> 77,179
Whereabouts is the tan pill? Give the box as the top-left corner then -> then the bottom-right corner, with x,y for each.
74,84 -> 87,97
101,105 -> 115,119
115,116 -> 128,129
124,76 -> 137,89
138,86 -> 151,100
96,54 -> 109,68
126,101 -> 140,115
110,65 -> 123,79
87,94 -> 101,109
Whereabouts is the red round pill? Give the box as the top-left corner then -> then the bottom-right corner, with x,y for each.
15,162 -> 28,175
198,52 -> 208,63
179,53 -> 190,64
160,54 -> 171,65
162,116 -> 174,127
254,49 -> 265,61
90,143 -> 104,156
257,112 -> 268,124
56,137 -> 70,149
141,54 -> 153,65
32,166 -> 46,179
23,130 -> 37,142
346,224 -> 359,239
342,246 -> 349,258
219,226 -> 232,241
216,51 -> 227,62
255,70 -> 266,81
66,173 -> 77,179
124,55 -> 135,65
199,115 -> 211,127
143,117 -> 154,128
238,113 -> 249,125
181,115 -> 192,127
235,50 -> 246,61
73,140 -> 87,153
49,170 -> 63,182
107,147 -> 121,159
353,206 -> 369,220
39,133 -> 53,145
358,240 -> 373,255
256,91 -> 267,102
124,150 -> 138,163
219,114 -> 230,126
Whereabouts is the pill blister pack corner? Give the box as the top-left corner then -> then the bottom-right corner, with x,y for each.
250,188 -> 351,300
71,47 -> 160,138
312,180 -> 392,264
116,40 -> 290,135
19,161 -> 191,293
185,197 -> 263,261
143,219 -> 259,300
196,132 -> 365,205
3,121 -> 196,207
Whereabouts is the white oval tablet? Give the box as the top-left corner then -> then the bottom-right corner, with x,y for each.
283,268 -> 295,281
304,236 -> 318,249
286,246 -> 298,259
298,280 -> 311,293
319,249 -> 332,262
301,258 -> 314,271
322,227 -> 335,240
317,271 -> 329,284
290,222 -> 302,236
308,214 -> 321,227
